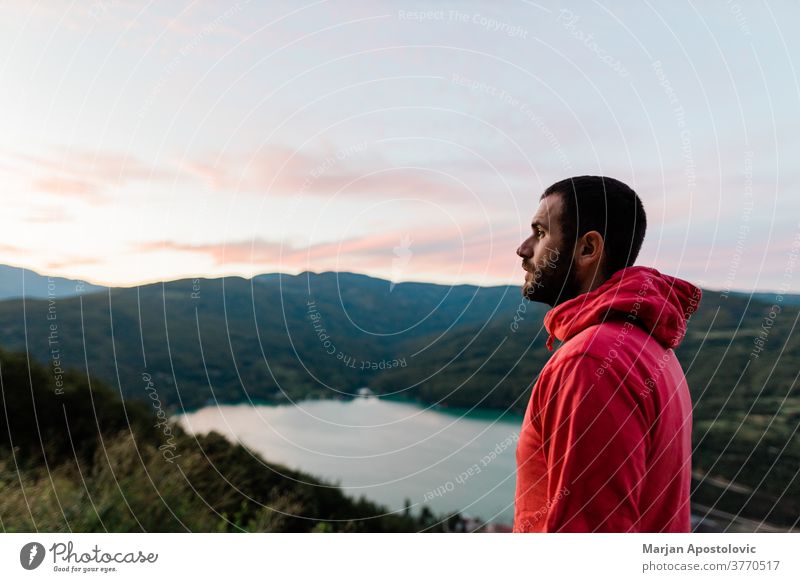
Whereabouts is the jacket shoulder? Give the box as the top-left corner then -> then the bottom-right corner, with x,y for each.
555,319 -> 652,361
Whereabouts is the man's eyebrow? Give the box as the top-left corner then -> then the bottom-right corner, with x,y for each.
531,220 -> 548,230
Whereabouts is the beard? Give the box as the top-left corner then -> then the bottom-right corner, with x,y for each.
521,242 -> 580,307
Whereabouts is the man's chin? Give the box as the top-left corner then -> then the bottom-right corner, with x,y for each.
521,282 -> 540,302
522,281 -> 556,306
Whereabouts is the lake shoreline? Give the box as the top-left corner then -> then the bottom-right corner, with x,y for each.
178,396 -> 523,525
173,391 -> 526,425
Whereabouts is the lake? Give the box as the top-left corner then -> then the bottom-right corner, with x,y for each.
178,396 -> 523,525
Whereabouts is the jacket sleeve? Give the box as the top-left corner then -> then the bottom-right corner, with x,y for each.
535,353 -> 650,532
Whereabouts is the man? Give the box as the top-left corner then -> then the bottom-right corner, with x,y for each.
513,175 -> 701,532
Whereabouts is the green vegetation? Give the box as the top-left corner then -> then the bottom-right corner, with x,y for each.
0,349 -> 452,532
0,271 -> 797,529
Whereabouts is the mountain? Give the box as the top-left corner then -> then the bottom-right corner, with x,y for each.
0,267 -> 796,528
0,270 -> 546,410
0,264 -> 105,300
737,290 -> 800,307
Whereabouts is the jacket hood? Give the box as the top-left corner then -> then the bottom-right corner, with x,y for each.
543,266 -> 702,352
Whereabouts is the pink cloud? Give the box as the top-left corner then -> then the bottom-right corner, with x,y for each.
0,242 -> 25,254
44,256 -> 105,270
33,177 -> 100,202
2,147 -> 177,204
134,221 -> 525,282
9,142 -> 486,209
180,146 -> 473,202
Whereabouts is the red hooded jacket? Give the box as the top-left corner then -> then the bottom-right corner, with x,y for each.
513,266 -> 702,532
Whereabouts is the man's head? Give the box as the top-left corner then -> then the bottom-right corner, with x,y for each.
516,175 -> 647,306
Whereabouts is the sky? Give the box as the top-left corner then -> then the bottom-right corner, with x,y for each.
0,0 -> 798,293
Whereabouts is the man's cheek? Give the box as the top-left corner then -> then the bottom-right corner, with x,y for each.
527,265 -> 547,288
544,245 -> 561,268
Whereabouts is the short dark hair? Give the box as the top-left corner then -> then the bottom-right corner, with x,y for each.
541,175 -> 647,279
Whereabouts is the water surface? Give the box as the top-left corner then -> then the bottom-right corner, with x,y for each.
178,397 -> 522,524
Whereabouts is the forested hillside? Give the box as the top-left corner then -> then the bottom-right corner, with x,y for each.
0,271 -> 796,528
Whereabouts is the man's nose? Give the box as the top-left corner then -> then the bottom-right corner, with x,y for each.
517,238 -> 533,258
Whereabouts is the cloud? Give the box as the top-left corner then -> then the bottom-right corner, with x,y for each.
6,142 -> 489,211
0,242 -> 25,254
1,147 -> 176,204
32,177 -> 101,203
133,220 -> 525,282
137,238 -> 284,265
44,256 -> 105,270
25,205 -> 75,224
179,146 -> 474,202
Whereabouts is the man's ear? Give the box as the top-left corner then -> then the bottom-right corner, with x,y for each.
576,230 -> 604,265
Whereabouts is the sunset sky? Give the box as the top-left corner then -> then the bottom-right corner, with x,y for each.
1,1 -> 798,292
